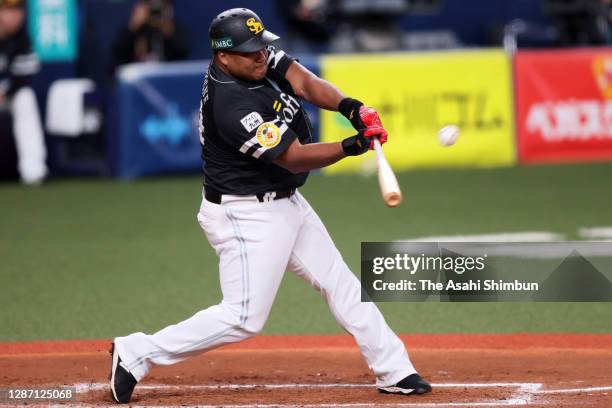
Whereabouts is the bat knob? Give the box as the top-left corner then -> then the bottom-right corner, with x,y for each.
384,192 -> 402,207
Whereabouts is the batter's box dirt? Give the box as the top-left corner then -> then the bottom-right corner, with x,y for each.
1,337 -> 611,406
78,383 -> 522,406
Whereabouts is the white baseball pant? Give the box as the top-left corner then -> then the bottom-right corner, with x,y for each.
115,191 -> 416,387
10,87 -> 48,185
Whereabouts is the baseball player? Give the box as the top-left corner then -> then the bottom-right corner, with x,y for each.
110,8 -> 431,403
0,0 -> 47,185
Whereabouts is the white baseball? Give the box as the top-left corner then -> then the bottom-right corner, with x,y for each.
438,125 -> 459,146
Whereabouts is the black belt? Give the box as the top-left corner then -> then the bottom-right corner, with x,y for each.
205,187 -> 296,204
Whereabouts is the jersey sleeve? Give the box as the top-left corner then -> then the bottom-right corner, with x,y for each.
215,87 -> 297,163
4,28 -> 40,98
265,45 -> 296,78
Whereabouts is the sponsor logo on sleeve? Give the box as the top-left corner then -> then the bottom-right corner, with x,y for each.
240,111 -> 264,132
256,122 -> 281,148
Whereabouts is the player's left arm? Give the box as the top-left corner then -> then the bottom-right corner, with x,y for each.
284,61 -> 383,131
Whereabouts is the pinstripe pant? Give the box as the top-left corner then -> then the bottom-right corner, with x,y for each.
115,191 -> 416,387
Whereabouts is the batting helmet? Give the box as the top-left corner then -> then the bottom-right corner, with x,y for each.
209,8 -> 279,53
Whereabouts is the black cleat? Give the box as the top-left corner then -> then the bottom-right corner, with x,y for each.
109,342 -> 137,403
378,373 -> 432,395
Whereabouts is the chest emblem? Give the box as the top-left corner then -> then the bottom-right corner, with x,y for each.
256,122 -> 281,148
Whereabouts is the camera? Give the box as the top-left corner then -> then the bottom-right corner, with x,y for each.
147,0 -> 164,18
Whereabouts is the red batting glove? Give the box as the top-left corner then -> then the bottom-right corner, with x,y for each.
363,125 -> 388,150
359,106 -> 383,128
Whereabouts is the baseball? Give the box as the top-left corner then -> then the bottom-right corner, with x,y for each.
438,125 -> 459,146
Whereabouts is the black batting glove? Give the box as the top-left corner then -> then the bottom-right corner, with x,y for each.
338,97 -> 365,130
342,126 -> 389,156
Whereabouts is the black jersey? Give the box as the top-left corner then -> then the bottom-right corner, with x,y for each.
199,46 -> 314,195
0,25 -> 39,100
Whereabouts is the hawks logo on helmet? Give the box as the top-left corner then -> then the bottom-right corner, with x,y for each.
246,18 -> 264,35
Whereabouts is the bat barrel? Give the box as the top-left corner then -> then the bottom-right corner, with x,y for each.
372,138 -> 403,207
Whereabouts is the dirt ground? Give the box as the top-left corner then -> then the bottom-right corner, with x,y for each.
1,334 -> 611,407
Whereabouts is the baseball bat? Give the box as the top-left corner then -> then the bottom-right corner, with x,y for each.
372,138 -> 402,207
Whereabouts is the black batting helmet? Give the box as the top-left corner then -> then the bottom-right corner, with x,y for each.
209,8 -> 279,53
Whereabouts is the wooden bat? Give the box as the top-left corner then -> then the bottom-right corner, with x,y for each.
373,138 -> 402,207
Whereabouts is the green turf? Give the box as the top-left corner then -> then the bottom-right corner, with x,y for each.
1,162 -> 612,341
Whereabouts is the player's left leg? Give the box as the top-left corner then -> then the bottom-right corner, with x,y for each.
286,192 -> 423,389
10,87 -> 48,185
110,196 -> 301,403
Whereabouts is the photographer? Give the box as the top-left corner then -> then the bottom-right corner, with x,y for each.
112,0 -> 189,68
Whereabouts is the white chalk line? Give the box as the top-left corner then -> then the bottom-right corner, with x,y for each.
536,385 -> 612,394
508,382 -> 542,405
395,234 -> 612,258
578,226 -> 612,240
73,381 -> 541,393
401,232 -> 566,243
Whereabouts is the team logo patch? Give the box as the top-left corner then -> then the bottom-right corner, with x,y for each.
240,111 -> 264,132
256,122 -> 281,148
246,18 -> 264,35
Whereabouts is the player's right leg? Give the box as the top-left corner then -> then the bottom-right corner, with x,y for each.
110,195 -> 301,403
10,87 -> 48,186
286,192 -> 431,395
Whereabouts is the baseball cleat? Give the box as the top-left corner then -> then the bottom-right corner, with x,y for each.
109,342 -> 137,403
377,373 -> 432,395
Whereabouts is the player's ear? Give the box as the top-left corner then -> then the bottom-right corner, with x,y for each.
216,51 -> 230,67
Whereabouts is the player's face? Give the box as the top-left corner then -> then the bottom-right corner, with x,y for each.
222,48 -> 268,81
0,7 -> 24,38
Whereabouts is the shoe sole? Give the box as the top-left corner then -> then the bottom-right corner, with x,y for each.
109,343 -> 120,403
378,386 -> 431,395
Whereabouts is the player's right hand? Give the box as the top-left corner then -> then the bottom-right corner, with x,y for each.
342,126 -> 388,156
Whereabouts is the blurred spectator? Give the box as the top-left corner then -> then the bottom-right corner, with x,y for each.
545,0 -> 608,46
277,0 -> 333,54
112,0 -> 189,69
331,0 -> 409,52
0,0 -> 48,185
604,0 -> 612,43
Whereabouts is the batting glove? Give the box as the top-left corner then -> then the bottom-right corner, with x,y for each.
342,126 -> 388,156
338,97 -> 384,130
